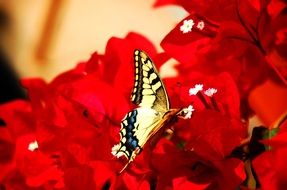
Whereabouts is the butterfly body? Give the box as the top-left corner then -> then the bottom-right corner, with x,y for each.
112,50 -> 191,172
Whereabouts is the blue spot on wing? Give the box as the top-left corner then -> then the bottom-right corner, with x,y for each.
127,124 -> 133,131
127,137 -> 137,149
119,110 -> 140,159
128,110 -> 137,123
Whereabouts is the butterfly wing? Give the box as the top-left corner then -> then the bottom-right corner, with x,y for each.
112,50 -> 171,172
112,107 -> 161,160
131,50 -> 169,113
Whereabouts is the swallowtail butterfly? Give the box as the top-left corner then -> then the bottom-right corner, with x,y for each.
112,50 -> 192,172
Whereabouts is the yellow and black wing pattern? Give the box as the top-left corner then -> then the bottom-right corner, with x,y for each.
112,107 -> 161,161
131,49 -> 169,113
112,49 -> 170,170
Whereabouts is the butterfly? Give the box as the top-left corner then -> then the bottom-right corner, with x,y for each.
112,49 -> 193,172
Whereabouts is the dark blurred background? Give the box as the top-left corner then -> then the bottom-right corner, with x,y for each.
0,7 -> 26,103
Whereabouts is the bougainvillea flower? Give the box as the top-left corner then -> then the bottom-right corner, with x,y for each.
0,2 -> 285,185
252,124 -> 287,190
0,32 -> 173,189
150,139 -> 245,190
0,100 -> 64,188
157,0 -> 287,105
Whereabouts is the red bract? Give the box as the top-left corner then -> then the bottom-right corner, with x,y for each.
161,14 -> 219,64
161,14 -> 271,98
265,1 -> 287,82
157,0 -> 287,100
156,3 -> 287,187
0,100 -> 64,188
150,139 -> 245,190
0,32 -> 166,189
252,128 -> 287,190
102,32 -> 158,98
0,20 -> 283,189
145,71 -> 246,189
164,72 -> 241,118
169,110 -> 246,189
0,100 -> 35,139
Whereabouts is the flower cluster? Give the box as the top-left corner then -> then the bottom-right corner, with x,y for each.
0,0 -> 287,189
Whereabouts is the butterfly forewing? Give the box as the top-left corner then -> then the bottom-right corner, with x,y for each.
131,50 -> 169,113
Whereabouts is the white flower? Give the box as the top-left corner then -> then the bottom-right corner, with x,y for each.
182,105 -> 194,119
204,88 -> 217,97
180,19 -> 195,33
28,140 -> 38,151
196,21 -> 205,30
189,84 -> 203,95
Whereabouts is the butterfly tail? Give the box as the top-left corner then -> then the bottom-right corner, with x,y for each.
119,160 -> 132,174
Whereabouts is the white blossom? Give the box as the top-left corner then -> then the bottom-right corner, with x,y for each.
182,105 -> 195,119
204,88 -> 218,97
196,21 -> 205,30
180,19 -> 195,33
28,140 -> 38,151
189,84 -> 203,95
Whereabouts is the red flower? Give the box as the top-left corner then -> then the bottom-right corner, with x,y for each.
0,32 -> 164,189
156,0 -> 287,103
252,126 -> 287,190
150,139 -> 245,190
0,100 -> 64,188
1,25 -> 280,189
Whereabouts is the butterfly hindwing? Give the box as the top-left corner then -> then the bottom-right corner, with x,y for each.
131,50 -> 169,113
115,110 -> 140,159
112,107 -> 161,161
